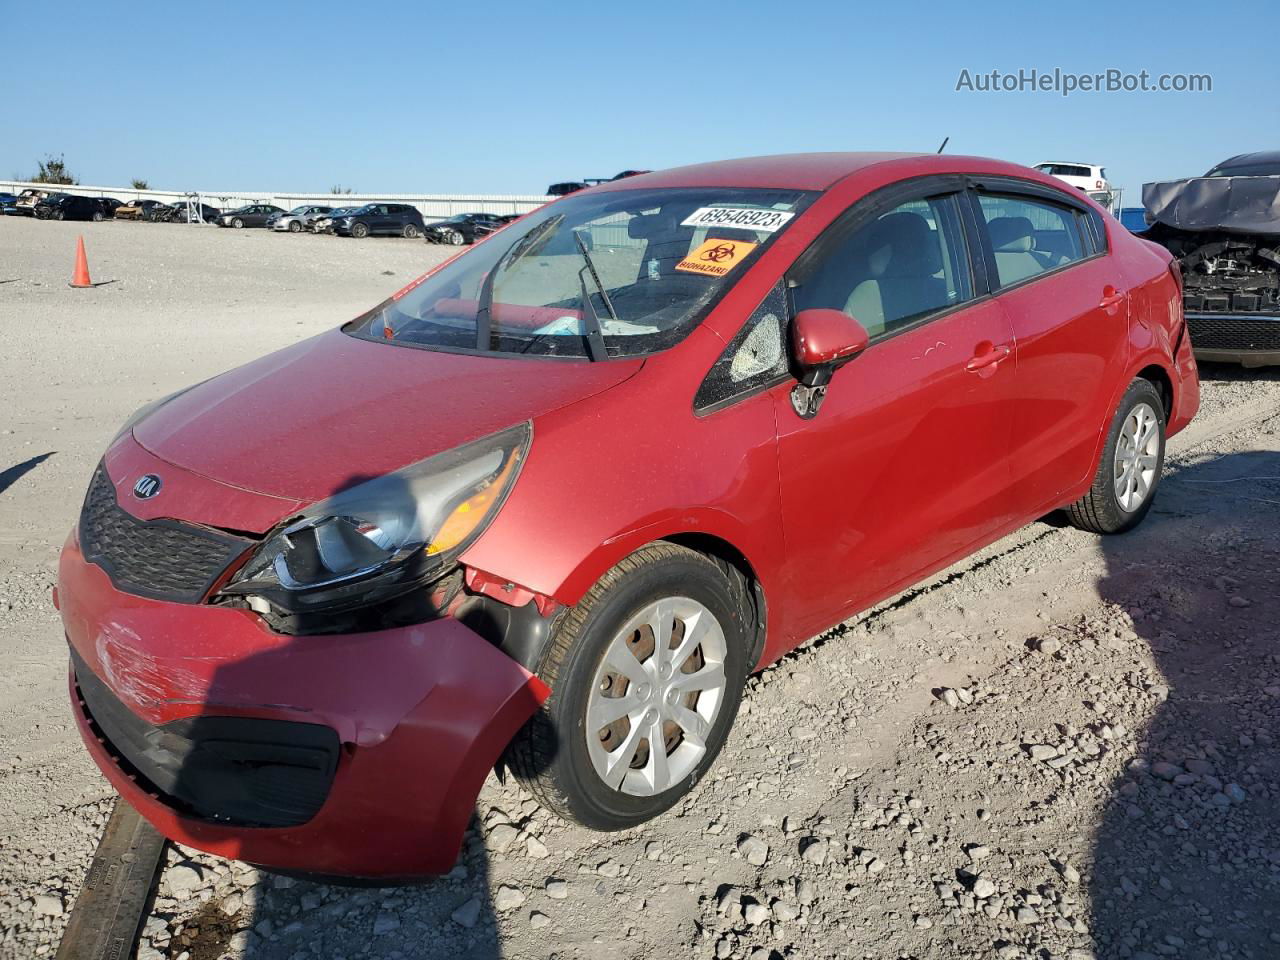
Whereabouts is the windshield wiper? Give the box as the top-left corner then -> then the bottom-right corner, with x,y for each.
475,215 -> 561,351
572,230 -> 613,362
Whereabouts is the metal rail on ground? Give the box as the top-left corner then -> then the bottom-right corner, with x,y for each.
55,799 -> 168,960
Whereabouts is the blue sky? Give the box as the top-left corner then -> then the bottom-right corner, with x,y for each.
4,0 -> 1276,200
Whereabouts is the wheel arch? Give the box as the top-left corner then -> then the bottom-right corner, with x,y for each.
526,518 -> 775,673
659,532 -> 768,670
1135,362 -> 1174,418
1079,355 -> 1178,503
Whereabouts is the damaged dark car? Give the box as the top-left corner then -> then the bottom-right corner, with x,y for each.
1142,151 -> 1280,367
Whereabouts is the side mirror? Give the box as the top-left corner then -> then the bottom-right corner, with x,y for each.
788,308 -> 869,418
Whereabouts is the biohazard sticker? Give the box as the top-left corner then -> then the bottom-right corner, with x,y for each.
681,206 -> 795,233
676,238 -> 759,277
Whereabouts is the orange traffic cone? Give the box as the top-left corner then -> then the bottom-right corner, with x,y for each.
70,236 -> 92,288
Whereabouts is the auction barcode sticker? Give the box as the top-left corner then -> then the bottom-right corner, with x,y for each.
680,206 -> 795,233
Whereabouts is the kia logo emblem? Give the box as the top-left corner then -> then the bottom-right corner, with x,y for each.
133,474 -> 162,500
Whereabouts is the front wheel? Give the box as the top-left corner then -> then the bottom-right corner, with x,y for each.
448,229 -> 465,245
508,544 -> 751,830
232,218 -> 244,229
1066,378 -> 1166,534
288,220 -> 302,233
92,211 -> 104,222
350,222 -> 369,239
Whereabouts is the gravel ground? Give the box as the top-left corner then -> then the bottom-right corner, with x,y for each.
1,216 -> 1278,960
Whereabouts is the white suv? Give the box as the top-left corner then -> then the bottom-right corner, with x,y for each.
1034,161 -> 1110,194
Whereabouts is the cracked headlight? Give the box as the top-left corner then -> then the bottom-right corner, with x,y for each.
220,422 -> 530,615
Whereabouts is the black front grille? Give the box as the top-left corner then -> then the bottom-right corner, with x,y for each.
79,466 -> 252,603
1187,314 -> 1280,352
72,646 -> 339,828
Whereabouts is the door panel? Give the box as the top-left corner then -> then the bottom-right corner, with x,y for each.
971,191 -> 1130,513
993,258 -> 1128,511
772,298 -> 1019,641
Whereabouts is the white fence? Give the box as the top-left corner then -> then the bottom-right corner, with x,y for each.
0,179 -> 550,222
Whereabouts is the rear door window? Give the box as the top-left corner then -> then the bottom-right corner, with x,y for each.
975,194 -> 1087,288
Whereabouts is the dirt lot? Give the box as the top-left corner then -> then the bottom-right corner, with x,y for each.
1,216 -> 1278,960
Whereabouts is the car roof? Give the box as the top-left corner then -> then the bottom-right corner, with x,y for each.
1213,151 -> 1280,170
592,152 -> 1067,194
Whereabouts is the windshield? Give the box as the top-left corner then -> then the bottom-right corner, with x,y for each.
347,186 -> 813,359
1205,161 -> 1280,178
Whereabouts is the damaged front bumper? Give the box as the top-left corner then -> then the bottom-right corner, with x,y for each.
57,537 -> 549,878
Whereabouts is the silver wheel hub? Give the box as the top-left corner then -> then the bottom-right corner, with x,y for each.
585,596 -> 728,797
1114,401 -> 1159,512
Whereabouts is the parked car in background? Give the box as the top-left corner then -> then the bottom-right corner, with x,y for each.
270,205 -> 334,233
333,203 -> 425,238
115,199 -> 169,221
217,204 -> 285,228
31,193 -> 72,218
169,201 -> 222,224
422,212 -> 507,245
34,195 -> 116,222
1034,161 -> 1110,195
310,207 -> 356,234
58,152 -> 1197,878
546,170 -> 652,196
1142,150 -> 1280,367
13,188 -> 56,216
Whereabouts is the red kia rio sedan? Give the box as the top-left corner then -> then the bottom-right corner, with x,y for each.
58,153 -> 1199,877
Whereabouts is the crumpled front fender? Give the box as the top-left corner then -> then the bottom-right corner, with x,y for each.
60,538 -> 549,877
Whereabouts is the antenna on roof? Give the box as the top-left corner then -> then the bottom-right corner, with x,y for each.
936,137 -> 950,155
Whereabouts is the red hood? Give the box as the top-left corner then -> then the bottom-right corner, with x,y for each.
134,329 -> 642,502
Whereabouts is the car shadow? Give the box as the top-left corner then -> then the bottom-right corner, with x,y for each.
1087,446 -> 1280,957
0,451 -> 55,496
1195,360 -> 1280,385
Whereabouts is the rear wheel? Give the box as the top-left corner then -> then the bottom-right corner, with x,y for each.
402,223 -> 420,239
1066,378 -> 1166,534
508,544 -> 751,830
351,222 -> 369,239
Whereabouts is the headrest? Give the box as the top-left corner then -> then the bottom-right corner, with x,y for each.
860,212 -> 942,278
628,211 -> 680,240
988,216 -> 1036,253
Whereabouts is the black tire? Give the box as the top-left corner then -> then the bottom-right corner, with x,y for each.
448,229 -> 465,246
1066,378 -> 1166,534
508,543 -> 752,831
92,211 -> 104,222
53,210 -> 65,221
351,221 -> 369,239
288,220 -> 302,233
402,223 -> 420,239
232,217 -> 244,229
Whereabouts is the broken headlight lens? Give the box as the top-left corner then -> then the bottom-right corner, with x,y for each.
220,422 -> 530,615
